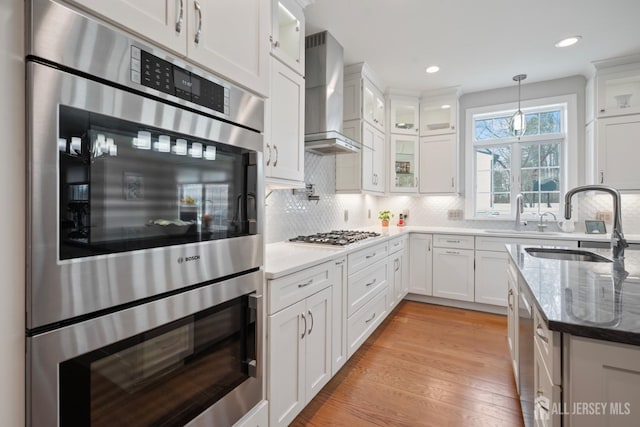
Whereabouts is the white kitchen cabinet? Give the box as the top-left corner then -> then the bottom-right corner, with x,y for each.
336,120 -> 385,194
389,96 -> 420,135
387,236 -> 407,310
568,335 -> 640,427
389,135 -> 419,193
475,250 -> 510,307
595,62 -> 640,118
68,0 -> 269,95
270,0 -> 305,76
268,286 -> 332,427
265,57 -> 305,188
408,234 -> 433,296
507,261 -> 519,391
419,133 -> 458,193
432,235 -> 474,302
343,63 -> 386,132
534,341 -> 561,427
331,257 -> 347,375
593,114 -> 640,189
419,92 -> 458,137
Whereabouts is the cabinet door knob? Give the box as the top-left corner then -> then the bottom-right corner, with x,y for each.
194,0 -> 203,45
175,0 -> 184,33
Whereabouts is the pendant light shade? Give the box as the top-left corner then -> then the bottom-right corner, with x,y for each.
510,74 -> 527,138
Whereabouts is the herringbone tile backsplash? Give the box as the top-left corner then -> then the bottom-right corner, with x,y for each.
265,154 -> 640,243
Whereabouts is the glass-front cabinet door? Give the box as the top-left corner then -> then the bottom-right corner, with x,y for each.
390,135 -> 419,193
271,0 -> 305,76
390,97 -> 420,135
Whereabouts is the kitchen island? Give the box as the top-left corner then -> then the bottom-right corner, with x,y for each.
507,244 -> 640,427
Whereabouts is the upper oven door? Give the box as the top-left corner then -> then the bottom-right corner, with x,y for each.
27,61 -> 264,330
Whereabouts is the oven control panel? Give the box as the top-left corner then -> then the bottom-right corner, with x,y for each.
129,46 -> 229,116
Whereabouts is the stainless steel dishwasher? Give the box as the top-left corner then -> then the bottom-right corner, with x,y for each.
518,281 -> 535,427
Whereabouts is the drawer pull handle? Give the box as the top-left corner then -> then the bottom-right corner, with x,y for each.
536,324 -> 549,343
446,240 -> 461,243
365,312 -> 376,324
298,279 -> 313,288
335,260 -> 345,265
300,313 -> 307,339
536,390 -> 549,412
445,250 -> 460,255
365,252 -> 377,259
366,278 -> 377,287
308,310 -> 314,335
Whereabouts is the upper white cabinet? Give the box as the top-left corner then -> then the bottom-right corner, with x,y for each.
337,64 -> 387,194
595,62 -> 640,118
265,57 -> 305,188
390,96 -> 420,135
68,0 -> 269,95
419,133 -> 458,193
389,135 -> 419,193
594,114 -> 640,189
419,91 -> 458,137
270,0 -> 305,76
343,63 -> 386,133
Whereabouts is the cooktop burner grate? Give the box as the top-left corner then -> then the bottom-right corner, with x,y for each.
288,230 -> 381,246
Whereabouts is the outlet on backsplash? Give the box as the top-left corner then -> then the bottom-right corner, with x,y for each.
447,209 -> 464,220
596,210 -> 613,223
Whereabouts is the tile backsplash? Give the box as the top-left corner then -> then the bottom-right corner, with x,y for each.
265,154 -> 640,243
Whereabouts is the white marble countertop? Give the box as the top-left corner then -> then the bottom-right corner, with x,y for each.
265,225 -> 640,279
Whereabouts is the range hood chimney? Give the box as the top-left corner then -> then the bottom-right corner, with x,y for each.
304,31 -> 361,155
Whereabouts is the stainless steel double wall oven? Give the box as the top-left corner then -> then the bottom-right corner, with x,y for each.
26,1 -> 264,425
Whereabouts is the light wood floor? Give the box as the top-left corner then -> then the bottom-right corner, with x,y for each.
291,301 -> 524,427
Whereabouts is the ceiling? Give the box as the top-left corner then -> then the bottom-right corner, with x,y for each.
304,0 -> 640,94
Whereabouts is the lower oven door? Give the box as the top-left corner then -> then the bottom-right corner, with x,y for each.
27,270 -> 263,427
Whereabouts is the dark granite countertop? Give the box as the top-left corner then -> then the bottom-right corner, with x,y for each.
506,244 -> 640,346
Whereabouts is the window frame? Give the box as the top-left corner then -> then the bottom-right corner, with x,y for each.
464,94 -> 578,220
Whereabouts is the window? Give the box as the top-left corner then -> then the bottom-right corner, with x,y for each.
465,95 -> 577,220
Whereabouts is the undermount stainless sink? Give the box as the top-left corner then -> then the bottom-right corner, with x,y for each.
524,247 -> 612,263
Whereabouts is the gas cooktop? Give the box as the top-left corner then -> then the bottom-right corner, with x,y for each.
288,230 -> 381,246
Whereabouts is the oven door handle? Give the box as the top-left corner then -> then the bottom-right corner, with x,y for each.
247,293 -> 263,379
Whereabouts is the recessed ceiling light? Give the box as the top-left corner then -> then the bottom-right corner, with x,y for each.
555,36 -> 582,48
425,66 -> 440,74
441,104 -> 451,109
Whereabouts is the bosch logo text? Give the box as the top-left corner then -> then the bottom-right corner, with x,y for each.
178,255 -> 200,264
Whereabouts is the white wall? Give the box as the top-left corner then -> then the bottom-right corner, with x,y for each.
0,0 -> 25,424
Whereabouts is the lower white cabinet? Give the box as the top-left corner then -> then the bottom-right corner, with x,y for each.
475,250 -> 510,306
347,287 -> 387,357
534,342 -> 561,427
408,234 -> 433,295
331,257 -> 348,375
268,286 -> 332,427
507,261 -> 519,391
567,336 -> 640,427
233,401 -> 268,427
432,247 -> 474,302
387,236 -> 409,309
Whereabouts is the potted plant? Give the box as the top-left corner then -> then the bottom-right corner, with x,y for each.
378,210 -> 394,227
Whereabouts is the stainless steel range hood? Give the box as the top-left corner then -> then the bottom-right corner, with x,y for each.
305,31 -> 361,155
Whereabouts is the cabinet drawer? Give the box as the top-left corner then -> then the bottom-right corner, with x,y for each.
534,342 -> 561,427
347,262 -> 387,317
387,236 -> 406,255
348,242 -> 388,275
534,306 -> 561,384
347,287 -> 387,357
433,234 -> 474,249
268,261 -> 333,315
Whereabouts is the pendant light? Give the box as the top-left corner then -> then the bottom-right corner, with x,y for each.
510,74 -> 527,138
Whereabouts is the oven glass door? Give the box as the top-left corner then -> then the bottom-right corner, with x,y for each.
59,293 -> 257,426
58,105 -> 258,260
